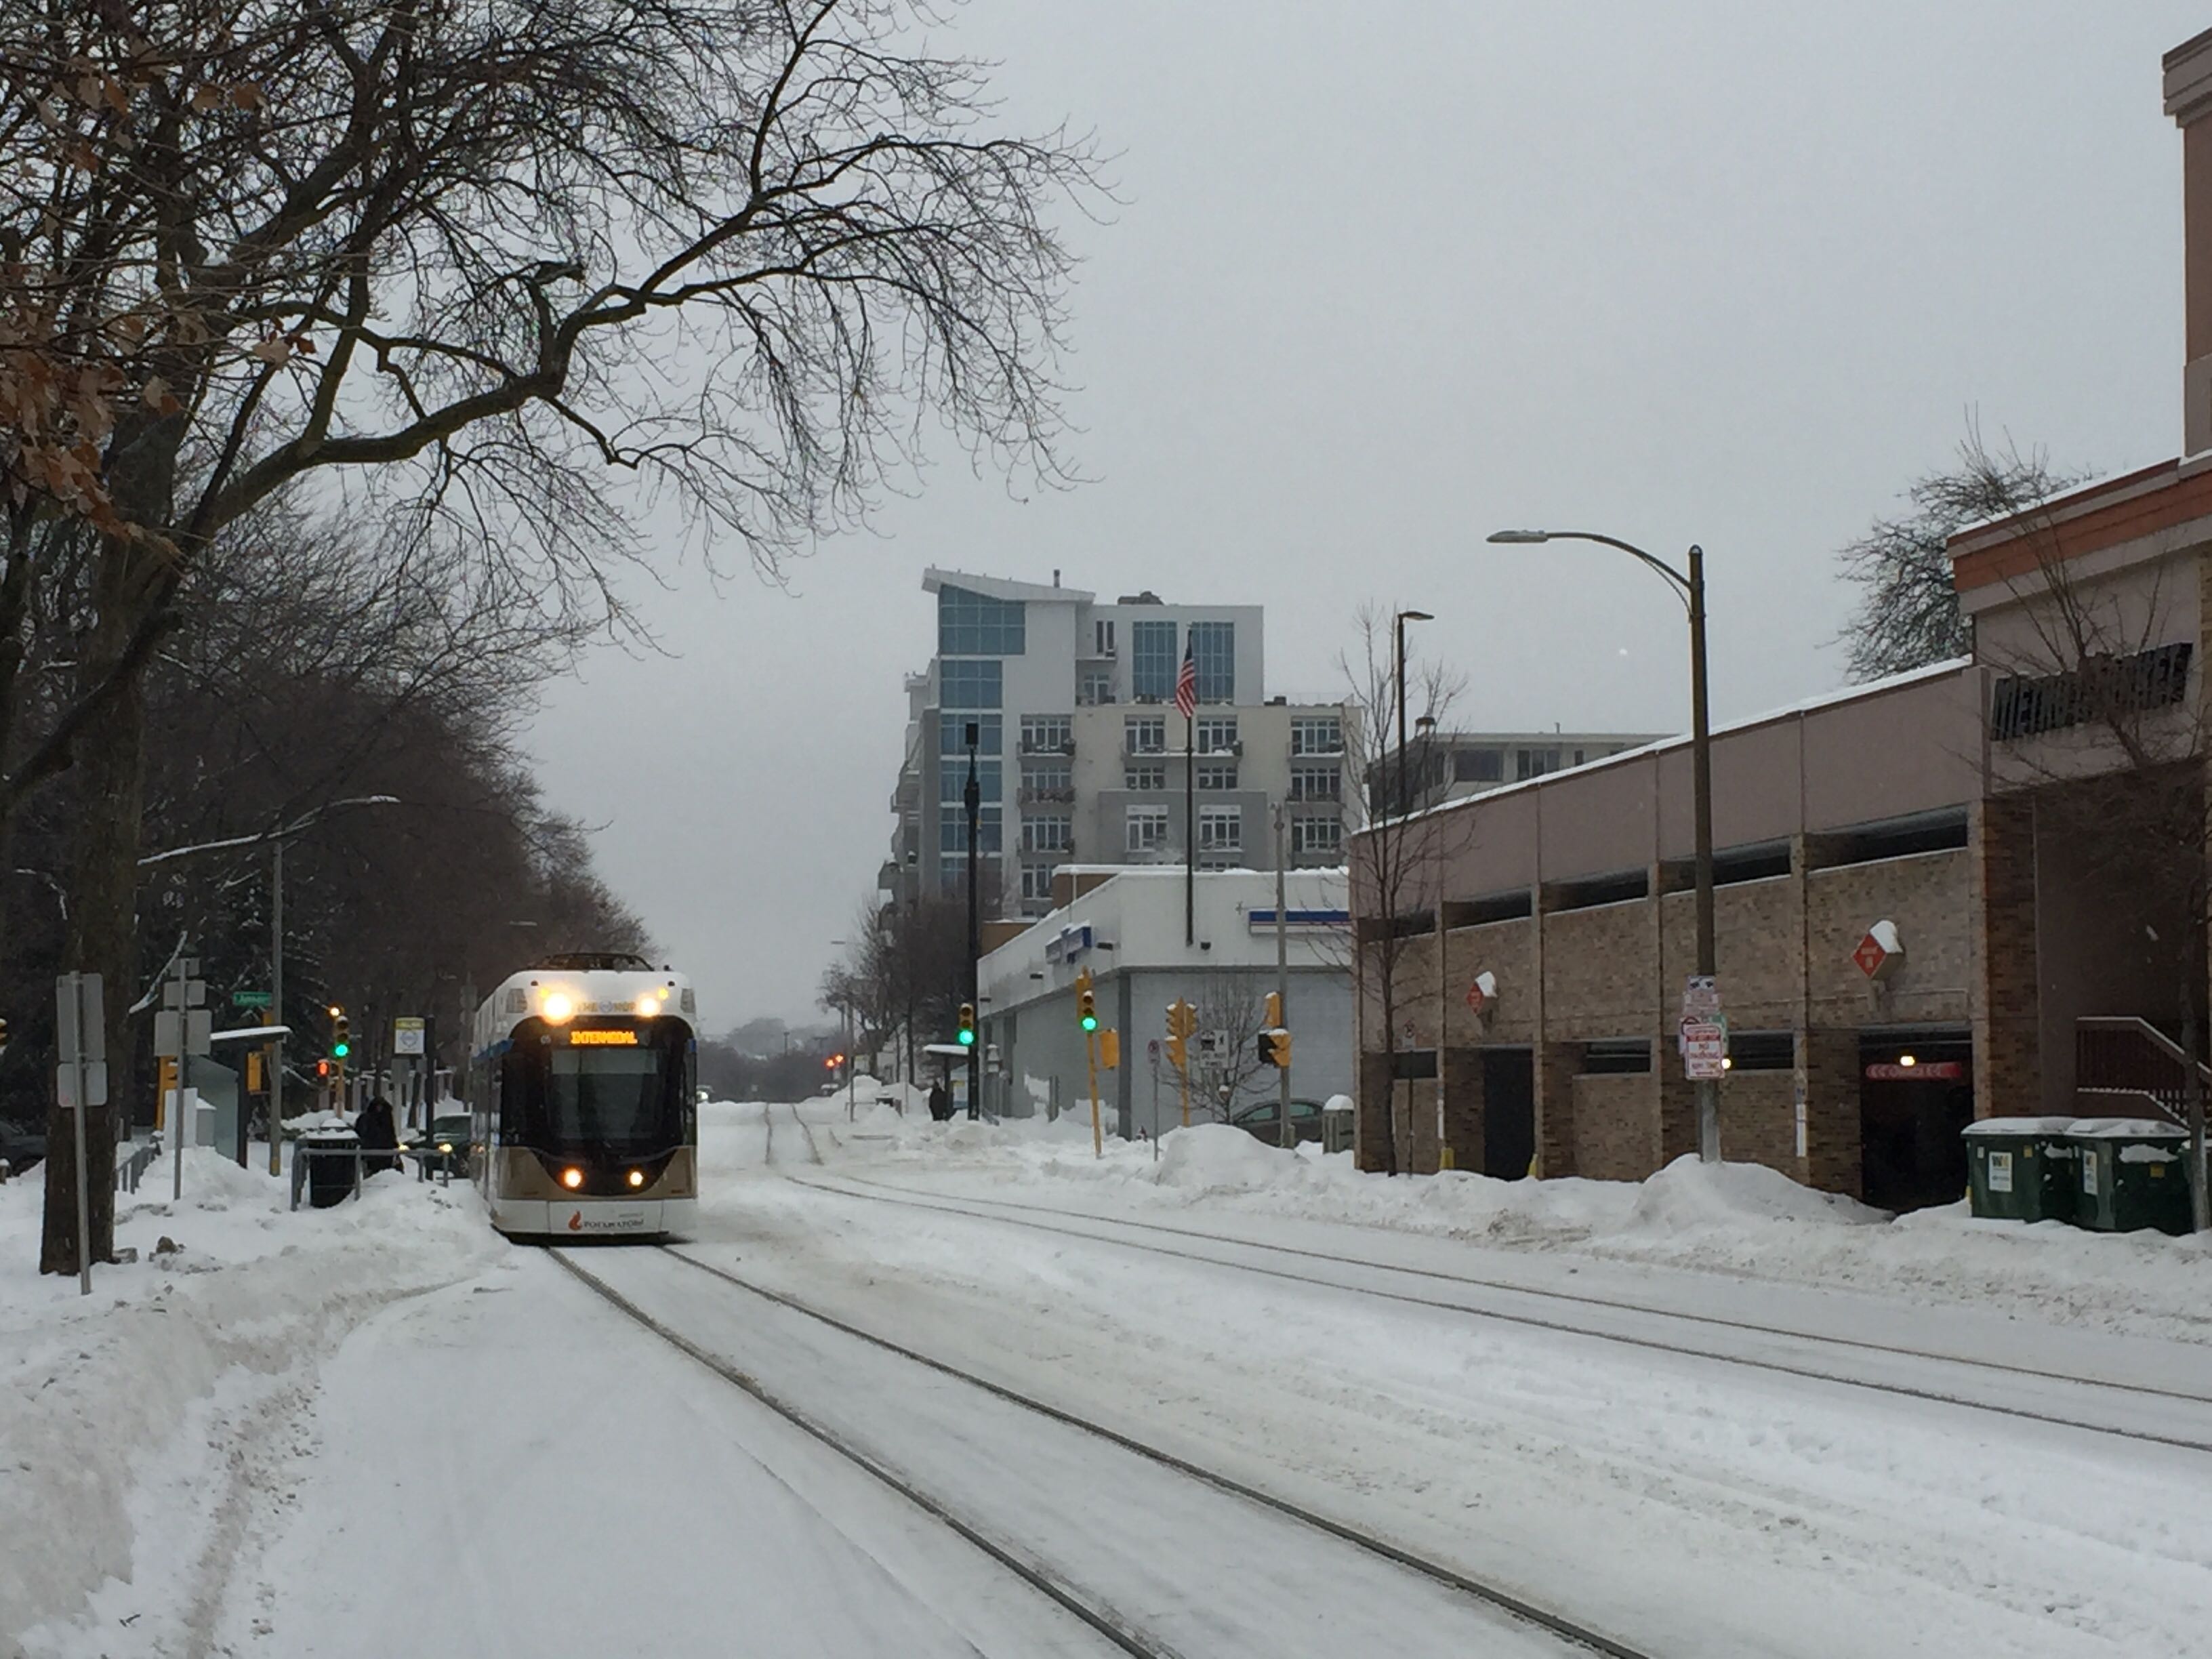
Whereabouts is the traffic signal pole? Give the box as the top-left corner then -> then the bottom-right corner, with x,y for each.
267,838 -> 284,1175
1275,807 -> 1292,1153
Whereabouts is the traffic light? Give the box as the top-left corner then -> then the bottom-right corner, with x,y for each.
1098,1029 -> 1120,1070
329,1006 -> 351,1061
1164,998 -> 1195,1071
316,1059 -> 331,1080
1078,988 -> 1097,1032
1257,991 -> 1291,1069
956,1004 -> 977,1047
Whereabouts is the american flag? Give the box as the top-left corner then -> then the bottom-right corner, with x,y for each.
1173,638 -> 1199,719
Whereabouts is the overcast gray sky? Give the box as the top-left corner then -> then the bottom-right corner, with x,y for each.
525,1 -> 2204,1032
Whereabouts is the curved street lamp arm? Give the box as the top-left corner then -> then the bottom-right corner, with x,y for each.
1538,531 -> 1694,606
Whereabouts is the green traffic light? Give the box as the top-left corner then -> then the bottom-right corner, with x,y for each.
332,1041 -> 350,1058
1080,1015 -> 1097,1032
957,1029 -> 975,1046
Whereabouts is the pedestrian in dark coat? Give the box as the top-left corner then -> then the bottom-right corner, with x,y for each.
927,1080 -> 951,1122
354,1092 -> 401,1174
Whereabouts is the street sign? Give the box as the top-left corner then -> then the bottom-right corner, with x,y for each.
1681,1019 -> 1727,1081
153,1008 -> 213,1059
55,972 -> 104,1063
393,1017 -> 426,1056
1681,975 -> 1721,1019
56,1061 -> 108,1109
232,989 -> 272,1009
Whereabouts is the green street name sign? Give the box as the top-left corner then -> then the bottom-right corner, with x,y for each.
231,990 -> 273,1008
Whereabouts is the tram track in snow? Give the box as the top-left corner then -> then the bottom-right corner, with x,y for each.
550,1222 -> 1657,1659
777,1166 -> 2212,1454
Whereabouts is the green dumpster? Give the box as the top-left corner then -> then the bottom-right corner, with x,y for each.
2069,1118 -> 2192,1235
1961,1118 -> 2078,1221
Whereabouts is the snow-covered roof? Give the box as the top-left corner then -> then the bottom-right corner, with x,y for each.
922,567 -> 1094,605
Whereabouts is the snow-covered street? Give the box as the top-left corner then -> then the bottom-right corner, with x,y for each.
6,1098 -> 2211,1658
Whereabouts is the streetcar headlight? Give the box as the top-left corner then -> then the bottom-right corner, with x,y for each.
560,1166 -> 584,1190
437,1142 -> 453,1154
627,1168 -> 646,1189
634,994 -> 661,1017
541,992 -> 575,1023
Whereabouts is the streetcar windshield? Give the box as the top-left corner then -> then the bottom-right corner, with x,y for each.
545,1047 -> 668,1151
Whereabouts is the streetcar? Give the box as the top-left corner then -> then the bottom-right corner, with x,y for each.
467,953 -> 699,1239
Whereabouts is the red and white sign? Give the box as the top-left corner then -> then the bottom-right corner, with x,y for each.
1853,919 -> 1904,980
1465,970 -> 1497,1013
1865,1061 -> 1964,1082
1681,1019 -> 1727,1081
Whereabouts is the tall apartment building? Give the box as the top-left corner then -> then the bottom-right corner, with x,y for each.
883,569 -> 1357,916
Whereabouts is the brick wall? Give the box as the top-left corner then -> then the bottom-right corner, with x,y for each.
1972,794 -> 2041,1118
1571,1071 -> 1656,1179
1801,1027 -> 1862,1197
1807,850 -> 1970,1028
1443,918 -> 1534,1045
1658,878 -> 1804,1033
1441,1046 -> 1484,1170
1719,1071 -> 1798,1174
1536,1042 -> 1578,1176
1355,1050 -> 1395,1172
1542,902 -> 1657,1039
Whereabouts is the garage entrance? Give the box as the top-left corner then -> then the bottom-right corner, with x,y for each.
1481,1048 -> 1535,1179
1858,1030 -> 1974,1211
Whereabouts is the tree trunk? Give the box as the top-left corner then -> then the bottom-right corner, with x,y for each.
39,546 -> 155,1275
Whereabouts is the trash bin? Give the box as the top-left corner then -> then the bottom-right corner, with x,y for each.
1961,1117 -> 2078,1221
2070,1118 -> 2192,1235
300,1128 -> 361,1210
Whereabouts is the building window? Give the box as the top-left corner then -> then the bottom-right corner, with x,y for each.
1189,620 -> 1234,703
1290,715 -> 1343,756
1023,814 -> 1071,853
1020,863 -> 1056,902
1094,619 -> 1115,657
1130,619 -> 1177,701
1195,715 -> 1238,752
937,584 -> 1025,655
1455,747 -> 1502,783
1125,762 -> 1166,791
939,659 -> 1002,710
939,804 -> 1002,852
1126,806 -> 1170,853
939,713 -> 1001,758
1198,805 -> 1242,852
938,760 -> 1001,806
1292,816 -> 1342,857
1196,761 -> 1238,791
1021,759 -> 1072,799
1078,669 -> 1115,706
1125,714 -> 1166,754
1288,764 -> 1340,802
1514,747 -> 1561,781
1020,714 -> 1071,754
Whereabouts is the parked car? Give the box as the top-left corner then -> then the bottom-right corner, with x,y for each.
0,1120 -> 47,1176
402,1112 -> 473,1179
1228,1097 -> 1328,1147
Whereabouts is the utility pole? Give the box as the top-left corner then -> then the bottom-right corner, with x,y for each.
1274,805 -> 1292,1152
267,838 -> 285,1175
964,722 -> 982,1121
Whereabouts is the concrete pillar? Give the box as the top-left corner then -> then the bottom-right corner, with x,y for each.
1971,793 -> 2040,1119
1534,1042 -> 1577,1176
1355,1051 -> 1394,1172
1657,1044 -> 1699,1166
1441,1046 -> 1484,1172
1801,1026 -> 1863,1197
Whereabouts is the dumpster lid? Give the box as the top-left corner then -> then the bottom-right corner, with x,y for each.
1961,1116 -> 2078,1136
2066,1117 -> 2188,1139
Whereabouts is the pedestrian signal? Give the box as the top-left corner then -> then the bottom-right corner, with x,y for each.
1099,1029 -> 1120,1070
956,1004 -> 977,1047
316,1059 -> 331,1079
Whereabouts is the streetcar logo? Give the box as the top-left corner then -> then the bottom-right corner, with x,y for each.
567,1210 -> 583,1231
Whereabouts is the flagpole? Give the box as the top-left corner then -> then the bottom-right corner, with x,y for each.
1185,696 -> 1195,945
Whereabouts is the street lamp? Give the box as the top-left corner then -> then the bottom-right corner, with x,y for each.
1393,610 -> 1434,818
964,720 -> 982,1122
1486,529 -> 1718,1164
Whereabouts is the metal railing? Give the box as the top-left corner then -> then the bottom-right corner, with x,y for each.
115,1140 -> 157,1193
2075,1016 -> 2203,1126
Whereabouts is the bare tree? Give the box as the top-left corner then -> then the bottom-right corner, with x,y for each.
1837,437 -> 2083,682
1338,604 -> 1465,1175
1190,972 -> 1271,1124
1,0 -> 1099,1271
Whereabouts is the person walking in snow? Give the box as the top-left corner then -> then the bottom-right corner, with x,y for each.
927,1079 -> 951,1122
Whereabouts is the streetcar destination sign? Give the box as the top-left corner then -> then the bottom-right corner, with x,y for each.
567,1028 -> 640,1046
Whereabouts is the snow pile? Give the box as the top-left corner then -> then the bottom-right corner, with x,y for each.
1623,1154 -> 1889,1234
0,1147 -> 504,1644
